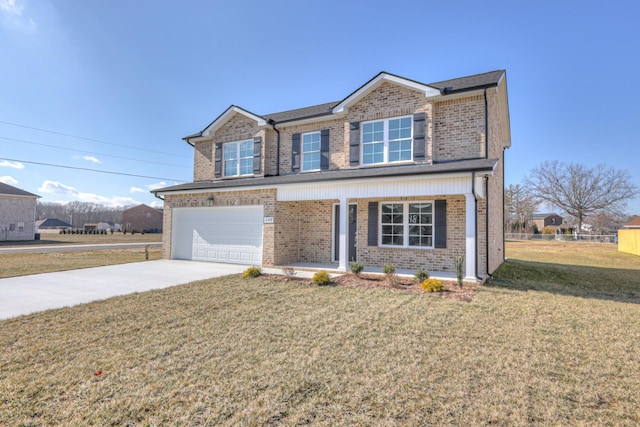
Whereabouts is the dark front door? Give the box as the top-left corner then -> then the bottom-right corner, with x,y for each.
348,204 -> 357,262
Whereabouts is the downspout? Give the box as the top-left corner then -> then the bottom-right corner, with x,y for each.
484,88 -> 489,159
485,175 -> 490,278
471,172 -> 480,280
268,119 -> 280,176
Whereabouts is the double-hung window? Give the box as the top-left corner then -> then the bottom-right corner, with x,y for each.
362,116 -> 412,165
223,140 -> 253,177
380,201 -> 433,248
302,131 -> 321,171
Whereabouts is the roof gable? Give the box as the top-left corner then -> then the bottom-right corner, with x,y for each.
190,106 -> 266,141
332,72 -> 441,114
625,216 -> 640,228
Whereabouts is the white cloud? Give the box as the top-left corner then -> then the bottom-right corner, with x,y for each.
0,160 -> 25,169
0,175 -> 19,185
147,181 -> 167,191
0,0 -> 23,14
82,155 -> 101,164
38,180 -> 79,195
130,186 -> 145,194
38,179 -> 141,208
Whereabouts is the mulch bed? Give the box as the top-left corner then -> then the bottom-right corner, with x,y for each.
262,273 -> 478,302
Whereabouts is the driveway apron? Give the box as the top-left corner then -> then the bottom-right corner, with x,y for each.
0,260 -> 246,320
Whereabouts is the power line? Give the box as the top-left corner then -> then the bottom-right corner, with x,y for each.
0,157 -> 188,183
0,135 -> 190,168
0,120 -> 191,158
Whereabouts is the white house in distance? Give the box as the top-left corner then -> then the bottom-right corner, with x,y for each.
0,182 -> 40,241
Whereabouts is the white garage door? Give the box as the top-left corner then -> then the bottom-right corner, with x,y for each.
171,206 -> 263,265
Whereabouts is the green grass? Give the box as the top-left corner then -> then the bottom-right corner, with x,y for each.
0,241 -> 639,425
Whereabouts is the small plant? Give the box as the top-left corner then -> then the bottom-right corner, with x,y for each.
350,262 -> 364,277
413,267 -> 429,283
144,244 -> 149,261
242,266 -> 262,278
312,270 -> 332,286
282,266 -> 297,279
383,263 -> 397,286
421,278 -> 444,292
454,254 -> 465,289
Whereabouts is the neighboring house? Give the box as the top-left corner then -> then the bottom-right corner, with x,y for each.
122,204 -> 163,232
619,216 -> 640,256
532,213 -> 563,231
0,182 -> 40,241
623,216 -> 640,229
153,70 -> 511,282
35,218 -> 73,230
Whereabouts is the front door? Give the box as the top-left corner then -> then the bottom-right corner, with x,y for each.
348,204 -> 357,262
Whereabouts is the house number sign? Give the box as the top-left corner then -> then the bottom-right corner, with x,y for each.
263,217 -> 274,224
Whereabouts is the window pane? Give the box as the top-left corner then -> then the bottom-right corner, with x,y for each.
381,204 -> 404,245
240,141 -> 253,158
303,152 -> 320,171
225,159 -> 238,176
363,142 -> 384,164
240,158 -> 253,175
224,143 -> 237,160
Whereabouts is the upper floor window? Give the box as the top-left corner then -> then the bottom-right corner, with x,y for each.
224,140 -> 253,177
302,131 -> 321,171
362,116 -> 413,165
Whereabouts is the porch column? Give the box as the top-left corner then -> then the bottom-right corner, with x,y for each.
338,197 -> 348,271
464,193 -> 477,281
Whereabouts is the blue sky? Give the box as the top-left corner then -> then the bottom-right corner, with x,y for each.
1,0 -> 639,213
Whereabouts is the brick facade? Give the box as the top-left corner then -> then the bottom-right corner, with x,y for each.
159,71 -> 511,280
122,204 -> 163,233
0,195 -> 37,241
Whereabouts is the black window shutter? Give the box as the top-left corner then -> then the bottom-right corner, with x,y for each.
214,142 -> 222,178
434,199 -> 447,248
253,136 -> 262,174
413,112 -> 426,161
349,121 -> 360,166
320,129 -> 330,170
292,133 -> 300,172
367,201 -> 378,246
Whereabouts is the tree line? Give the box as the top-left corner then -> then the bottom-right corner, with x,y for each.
36,201 -> 129,228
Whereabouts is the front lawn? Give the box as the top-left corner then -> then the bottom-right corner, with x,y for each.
0,242 -> 639,425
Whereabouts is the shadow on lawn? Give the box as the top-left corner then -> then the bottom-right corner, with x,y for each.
487,258 -> 640,305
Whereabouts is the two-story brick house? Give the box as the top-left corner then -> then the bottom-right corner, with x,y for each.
154,70 -> 511,282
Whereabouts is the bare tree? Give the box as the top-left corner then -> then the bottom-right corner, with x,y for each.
504,184 -> 538,233
524,161 -> 639,233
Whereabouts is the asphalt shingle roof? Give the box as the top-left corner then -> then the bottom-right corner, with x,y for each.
154,158 -> 497,194
0,182 -> 39,198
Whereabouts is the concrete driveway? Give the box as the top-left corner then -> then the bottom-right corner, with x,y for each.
0,260 -> 247,320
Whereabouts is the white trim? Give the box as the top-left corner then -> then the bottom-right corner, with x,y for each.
333,73 -> 441,113
223,139 -> 254,177
155,171 -> 491,200
301,131 -> 321,172
202,106 -> 267,137
361,115 -> 413,165
378,201 -> 434,249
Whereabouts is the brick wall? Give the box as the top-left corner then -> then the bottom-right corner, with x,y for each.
0,195 -> 37,241
356,195 -> 466,273
122,205 -> 163,233
433,95 -> 485,161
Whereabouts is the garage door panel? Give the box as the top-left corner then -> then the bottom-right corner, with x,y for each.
172,206 -> 263,265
